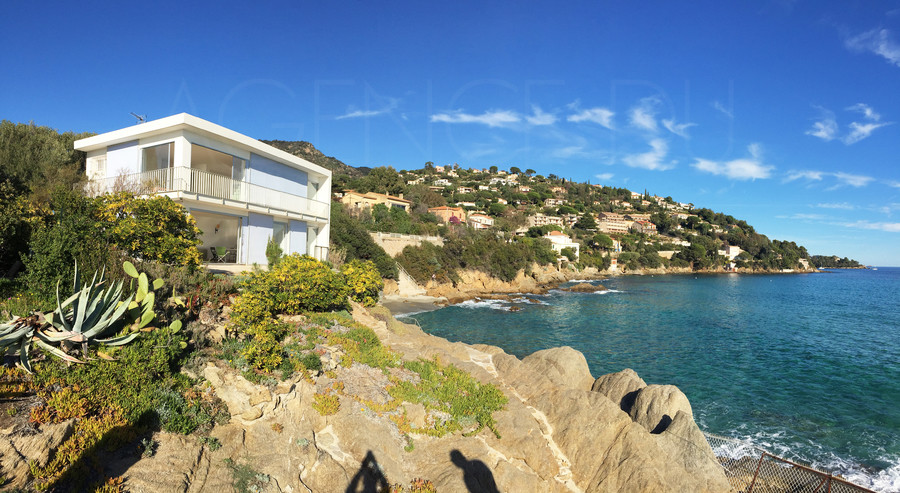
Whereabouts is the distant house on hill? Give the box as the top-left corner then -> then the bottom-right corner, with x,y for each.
597,212 -> 630,235
527,214 -> 564,228
630,220 -> 658,235
428,206 -> 466,224
340,190 -> 411,212
76,113 -> 331,266
544,231 -> 580,260
467,213 -> 494,230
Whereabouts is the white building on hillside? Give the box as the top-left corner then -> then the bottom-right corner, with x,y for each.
76,113 -> 331,266
544,231 -> 580,259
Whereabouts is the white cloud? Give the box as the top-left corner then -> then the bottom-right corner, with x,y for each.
692,143 -> 773,180
785,170 -> 874,189
712,101 -> 733,119
526,105 -> 557,126
847,103 -> 881,121
629,97 -> 660,132
567,107 -> 615,129
622,138 -> 675,171
805,107 -> 838,141
662,118 -> 696,138
816,202 -> 856,210
845,28 -> 900,67
805,104 -> 891,144
552,146 -> 587,158
840,220 -> 900,233
336,98 -> 399,120
889,180 -> 900,188
833,172 -> 875,188
843,121 -> 891,144
595,173 -> 614,181
431,110 -> 521,127
785,170 -> 825,182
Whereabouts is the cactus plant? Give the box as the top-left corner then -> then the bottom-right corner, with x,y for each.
1,261 -> 177,372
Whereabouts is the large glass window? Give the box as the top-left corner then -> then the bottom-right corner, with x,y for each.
142,142 -> 174,172
273,221 -> 289,252
191,144 -> 245,179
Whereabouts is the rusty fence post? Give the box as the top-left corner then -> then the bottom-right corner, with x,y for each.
748,452 -> 767,493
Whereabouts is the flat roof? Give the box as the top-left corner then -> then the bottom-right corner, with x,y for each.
74,113 -> 330,178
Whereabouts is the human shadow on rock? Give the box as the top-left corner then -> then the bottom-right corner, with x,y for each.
451,449 -> 499,493
346,450 -> 390,493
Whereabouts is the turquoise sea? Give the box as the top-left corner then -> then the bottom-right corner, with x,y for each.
402,268 -> 900,492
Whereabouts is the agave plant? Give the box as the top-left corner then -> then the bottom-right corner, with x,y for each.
0,315 -> 38,372
2,262 -> 181,373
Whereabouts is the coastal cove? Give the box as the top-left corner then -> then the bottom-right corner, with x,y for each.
401,268 -> 900,492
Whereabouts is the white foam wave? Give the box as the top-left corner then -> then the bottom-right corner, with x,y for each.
713,429 -> 900,492
593,289 -> 623,294
821,455 -> 900,493
456,299 -> 513,311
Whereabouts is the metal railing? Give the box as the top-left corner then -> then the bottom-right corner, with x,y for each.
86,167 -> 329,219
703,432 -> 877,493
313,245 -> 330,262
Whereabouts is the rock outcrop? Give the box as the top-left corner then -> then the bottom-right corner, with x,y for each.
592,367 -> 647,412
117,304 -> 730,492
0,420 -> 74,486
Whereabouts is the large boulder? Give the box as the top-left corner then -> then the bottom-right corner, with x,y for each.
629,384 -> 693,434
522,346 -> 594,392
655,410 -> 731,492
592,368 -> 647,412
0,419 -> 74,488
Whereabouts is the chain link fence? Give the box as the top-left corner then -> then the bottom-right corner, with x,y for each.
703,432 -> 878,493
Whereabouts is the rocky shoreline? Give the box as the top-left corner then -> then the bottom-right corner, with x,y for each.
389,263 -> 821,310
0,302 -> 735,492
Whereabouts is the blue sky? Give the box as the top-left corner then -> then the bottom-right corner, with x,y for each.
3,1 -> 900,265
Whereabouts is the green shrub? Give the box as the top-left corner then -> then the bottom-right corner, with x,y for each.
299,352 -> 322,372
97,192 -> 202,267
330,202 -> 398,279
237,254 -> 349,316
265,237 -> 283,267
341,259 -> 383,306
23,187 -> 115,303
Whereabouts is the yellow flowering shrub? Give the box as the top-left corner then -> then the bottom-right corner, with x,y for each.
239,254 -> 349,315
341,259 -> 383,307
97,192 -> 202,266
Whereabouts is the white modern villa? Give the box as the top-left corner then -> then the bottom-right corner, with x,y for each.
75,113 -> 331,266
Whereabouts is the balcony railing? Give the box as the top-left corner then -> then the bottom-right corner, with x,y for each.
86,167 -> 329,219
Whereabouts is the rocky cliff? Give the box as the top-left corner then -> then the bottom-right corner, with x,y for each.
111,303 -> 730,492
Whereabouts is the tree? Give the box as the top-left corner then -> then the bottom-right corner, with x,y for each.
98,193 -> 203,267
510,166 -> 521,174
489,165 -> 498,174
362,166 -> 405,196
525,169 -> 536,177
574,213 -> 597,231
329,202 -> 397,279
591,233 -> 614,250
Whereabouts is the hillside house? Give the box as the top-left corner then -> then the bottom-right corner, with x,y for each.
544,231 -> 580,260
597,212 -> 631,235
630,220 -> 658,235
467,213 -> 495,230
428,206 -> 466,224
544,198 -> 566,207
77,113 -> 331,265
527,214 -> 564,228
340,190 -> 411,212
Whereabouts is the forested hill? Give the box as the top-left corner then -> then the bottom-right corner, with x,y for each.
262,140 -> 368,178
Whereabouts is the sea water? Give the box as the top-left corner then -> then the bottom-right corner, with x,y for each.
403,268 -> 900,492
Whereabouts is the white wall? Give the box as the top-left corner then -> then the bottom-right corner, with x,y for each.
106,141 -> 140,177
246,212 -> 274,265
289,220 -> 308,255
249,153 -> 308,197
